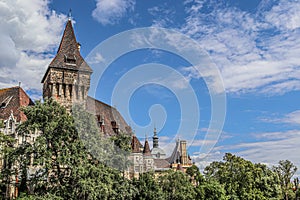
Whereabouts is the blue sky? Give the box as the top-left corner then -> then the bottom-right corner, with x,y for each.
0,0 -> 300,172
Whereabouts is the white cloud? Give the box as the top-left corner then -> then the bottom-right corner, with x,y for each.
191,129 -> 300,175
148,5 -> 176,27
92,0 -> 135,25
234,131 -> 300,173
0,0 -> 67,92
191,150 -> 223,172
87,53 -> 106,64
181,0 -> 300,95
260,110 -> 300,126
265,0 -> 300,31
283,110 -> 300,125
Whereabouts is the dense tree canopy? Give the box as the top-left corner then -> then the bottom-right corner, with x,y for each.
273,160 -> 298,200
204,153 -> 282,200
0,100 -> 298,200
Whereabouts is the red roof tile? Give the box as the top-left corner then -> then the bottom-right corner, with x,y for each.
154,159 -> 170,169
86,96 -> 132,136
131,135 -> 141,153
0,87 -> 34,122
143,139 -> 151,156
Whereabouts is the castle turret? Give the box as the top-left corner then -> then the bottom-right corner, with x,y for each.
180,140 -> 188,165
153,127 -> 159,148
143,136 -> 154,171
143,137 -> 151,156
41,19 -> 93,111
151,127 -> 166,159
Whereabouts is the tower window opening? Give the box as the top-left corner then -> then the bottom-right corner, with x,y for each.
81,86 -> 84,99
69,85 -> 72,98
75,85 -> 79,100
56,83 -> 60,97
62,84 -> 66,98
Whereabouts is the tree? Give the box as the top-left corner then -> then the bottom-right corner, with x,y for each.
186,164 -> 205,186
0,131 -> 17,199
273,160 -> 298,200
132,172 -> 164,200
185,164 -> 228,199
158,170 -> 196,200
204,153 -> 282,200
293,177 -> 299,200
198,179 -> 228,200
13,99 -> 136,199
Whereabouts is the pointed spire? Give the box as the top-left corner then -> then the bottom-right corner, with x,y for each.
153,127 -> 159,148
68,9 -> 72,21
42,18 -> 92,84
131,135 -> 140,153
57,19 -> 78,55
143,136 -> 151,156
154,127 -> 157,136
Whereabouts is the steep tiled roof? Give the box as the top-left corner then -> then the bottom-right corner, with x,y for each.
167,139 -> 181,164
131,135 -> 141,153
0,87 -> 34,122
143,139 -> 151,156
154,159 -> 170,169
86,96 -> 132,136
41,20 -> 92,83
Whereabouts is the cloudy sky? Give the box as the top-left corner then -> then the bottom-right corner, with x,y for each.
0,0 -> 300,173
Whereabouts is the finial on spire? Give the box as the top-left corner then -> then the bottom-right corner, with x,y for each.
68,9 -> 72,21
154,126 -> 157,136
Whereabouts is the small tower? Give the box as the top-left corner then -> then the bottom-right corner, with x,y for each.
151,127 -> 166,159
180,140 -> 188,165
143,136 -> 154,172
153,127 -> 159,148
41,18 -> 93,111
129,135 -> 143,179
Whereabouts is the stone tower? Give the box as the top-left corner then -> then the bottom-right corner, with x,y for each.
180,140 -> 188,165
41,19 -> 93,111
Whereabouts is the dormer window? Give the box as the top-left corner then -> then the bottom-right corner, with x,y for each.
111,120 -> 119,134
0,96 -> 13,109
0,102 -> 6,108
64,54 -> 76,65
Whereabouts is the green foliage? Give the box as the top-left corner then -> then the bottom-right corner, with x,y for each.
132,172 -> 164,200
2,99 -> 297,200
186,164 -> 205,186
204,153 -> 282,200
197,179 -> 228,200
159,170 -> 197,200
12,99 -> 136,199
17,193 -> 63,200
0,120 -> 4,128
0,131 -> 17,196
273,160 -> 298,200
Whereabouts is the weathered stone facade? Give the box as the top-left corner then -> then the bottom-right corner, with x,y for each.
0,86 -> 35,199
42,68 -> 91,111
42,19 -> 92,112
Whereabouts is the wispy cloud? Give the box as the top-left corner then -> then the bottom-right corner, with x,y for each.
92,0 -> 135,25
148,4 -> 176,27
0,0 -> 66,92
261,110 -> 300,126
181,0 -> 300,95
192,129 -> 300,175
